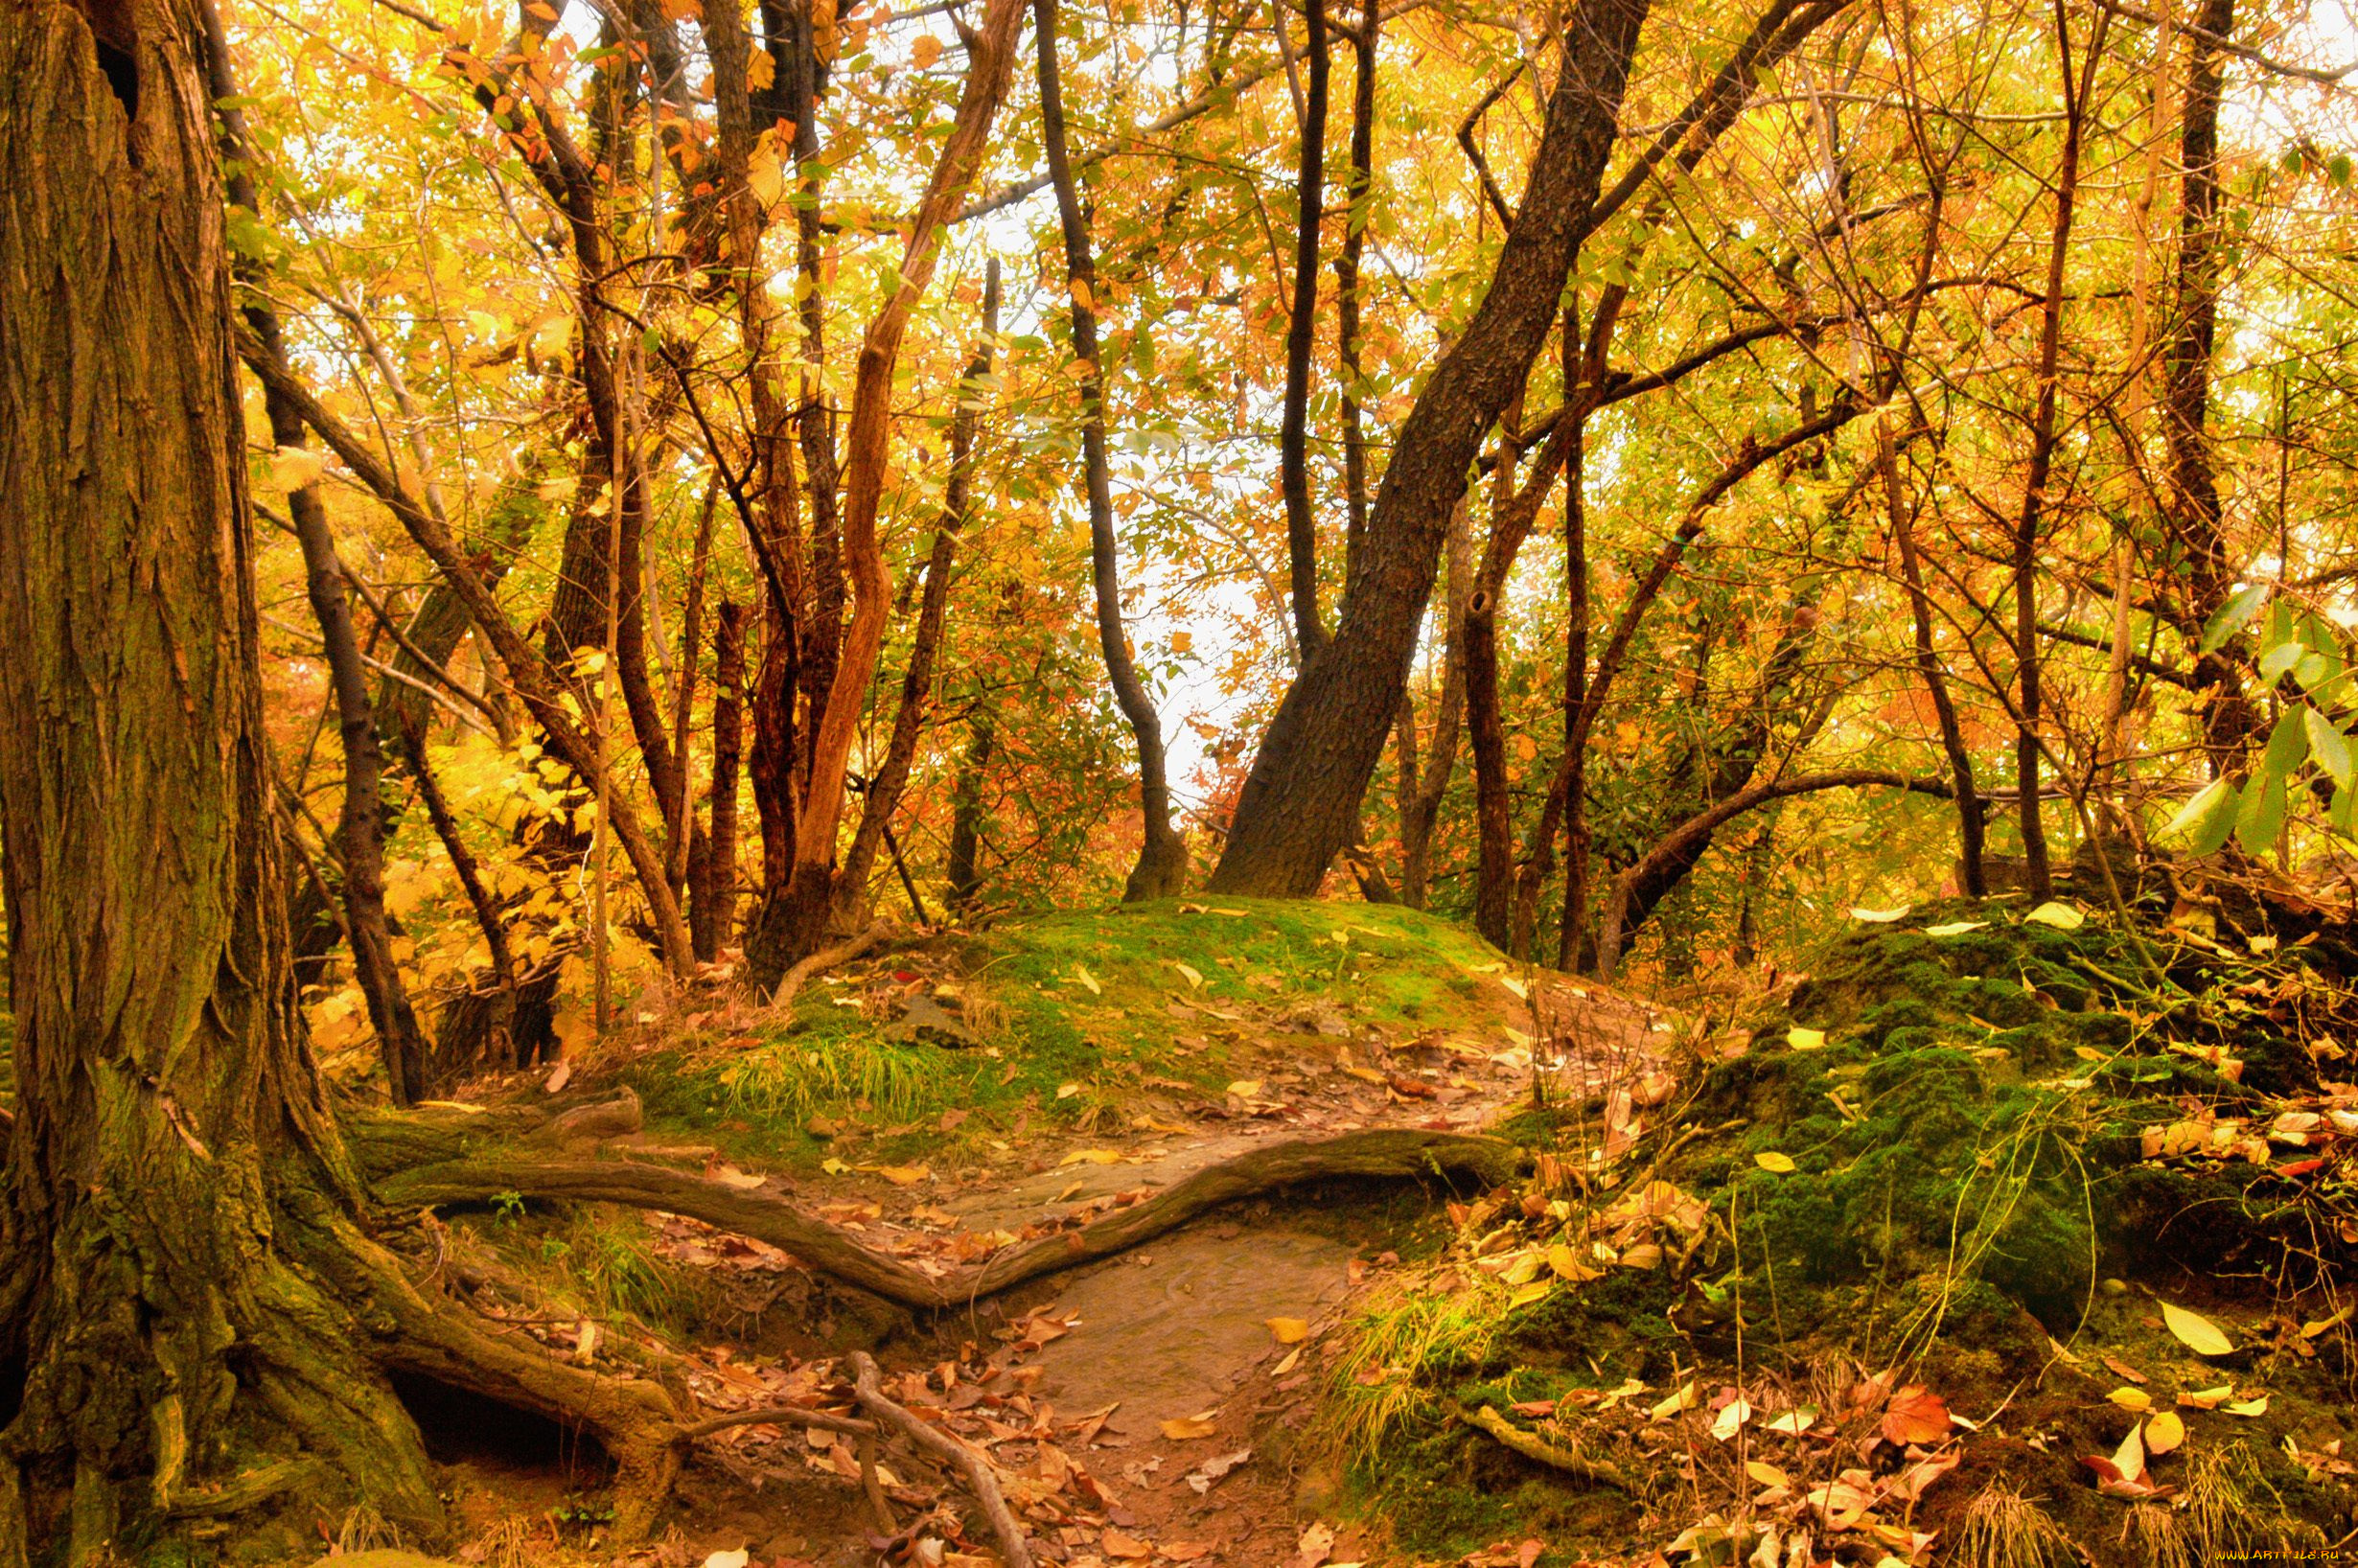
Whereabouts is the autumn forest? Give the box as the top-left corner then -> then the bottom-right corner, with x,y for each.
4,0 -> 2358,1558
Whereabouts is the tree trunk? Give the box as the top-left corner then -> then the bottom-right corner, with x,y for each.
1280,0 -> 1331,657
689,600 -> 751,963
1,16 -> 692,1556
1335,0 -> 1380,583
742,0 -> 1029,985
1398,497 -> 1470,908
1035,0 -> 1189,901
1207,0 -> 1651,895
946,716 -> 996,913
837,265 -> 1001,921
0,6 -> 439,1544
2162,0 -> 2254,770
206,47 -> 431,1105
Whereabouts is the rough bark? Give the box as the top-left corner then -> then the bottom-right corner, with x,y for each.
1034,0 -> 1190,901
1280,0 -> 1331,656
0,8 -> 429,1545
1399,499 -> 1471,908
1207,0 -> 1652,894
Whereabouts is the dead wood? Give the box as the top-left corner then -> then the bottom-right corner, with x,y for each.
851,1350 -> 1035,1568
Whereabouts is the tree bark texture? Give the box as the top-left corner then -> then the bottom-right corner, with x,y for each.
1281,0 -> 1331,657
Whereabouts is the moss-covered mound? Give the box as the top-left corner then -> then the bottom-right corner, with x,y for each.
620,896 -> 1529,1172
1309,896 -> 2358,1566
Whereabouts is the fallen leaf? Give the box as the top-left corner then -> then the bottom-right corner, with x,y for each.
821,1157 -> 850,1175
1710,1397 -> 1753,1441
1074,964 -> 1102,995
2145,1411 -> 2186,1454
1650,1382 -> 1699,1420
1507,1279 -> 1554,1308
1754,1151 -> 1796,1173
1226,1078 -> 1264,1098
2108,1387 -> 2153,1413
2225,1395 -> 2269,1417
1161,1414 -> 1219,1441
1745,1460 -> 1791,1487
1172,960 -> 1205,990
1851,905 -> 1912,922
2162,1301 -> 2234,1356
2025,900 -> 2086,930
2102,1355 -> 2147,1384
1185,1447 -> 1251,1494
1787,1027 -> 1827,1051
709,1163 -> 766,1189
702,1553 -> 750,1568
2300,1305 -> 2352,1339
1268,1317 -> 1311,1344
1924,920 -> 1991,936
1060,1148 -> 1123,1165
2180,1385 -> 2232,1409
1296,1520 -> 1337,1568
1056,1081 -> 1083,1099
2112,1418 -> 2148,1484
1101,1528 -> 1152,1559
1881,1385 -> 1951,1446
874,1164 -> 931,1186
1764,1409 -> 1815,1435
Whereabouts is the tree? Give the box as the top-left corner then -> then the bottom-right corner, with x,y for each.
0,4 -> 673,1554
1207,0 -> 1653,896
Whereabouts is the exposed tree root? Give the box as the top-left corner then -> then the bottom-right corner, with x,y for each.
851,1350 -> 1035,1568
772,919 -> 892,1007
1449,1400 -> 1632,1492
374,1128 -> 1517,1309
376,1155 -> 952,1304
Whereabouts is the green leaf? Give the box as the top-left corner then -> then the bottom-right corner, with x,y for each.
2308,708 -> 2353,789
2162,777 -> 2237,853
2201,583 -> 2270,653
2259,640 -> 2307,682
2236,772 -> 2288,855
2264,707 -> 2310,780
2297,651 -> 2331,691
2333,782 -> 2358,835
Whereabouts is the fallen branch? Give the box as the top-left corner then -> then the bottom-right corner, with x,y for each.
851,1350 -> 1035,1568
1450,1400 -> 1631,1491
677,1404 -> 878,1441
375,1128 -> 1517,1309
773,919 -> 892,1007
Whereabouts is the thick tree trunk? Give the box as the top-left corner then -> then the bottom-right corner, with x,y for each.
2,16 -> 688,1557
1035,0 -> 1190,901
0,7 -> 444,1546
1207,0 -> 1651,895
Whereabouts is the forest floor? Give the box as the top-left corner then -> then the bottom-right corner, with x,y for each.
291,893 -> 2358,1568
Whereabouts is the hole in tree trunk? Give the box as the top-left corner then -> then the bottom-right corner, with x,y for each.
387,1370 -> 612,1485
0,1349 -> 24,1430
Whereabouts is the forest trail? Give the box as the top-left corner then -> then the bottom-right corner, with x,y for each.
620,966 -> 1684,1568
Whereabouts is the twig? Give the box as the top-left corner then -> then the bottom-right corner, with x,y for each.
850,1351 -> 1035,1568
772,920 -> 892,1008
676,1404 -> 878,1441
1449,1400 -> 1631,1491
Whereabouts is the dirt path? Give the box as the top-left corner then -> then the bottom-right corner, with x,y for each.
641,975 -> 1681,1568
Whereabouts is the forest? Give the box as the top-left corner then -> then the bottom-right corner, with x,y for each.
3,0 -> 2358,1560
